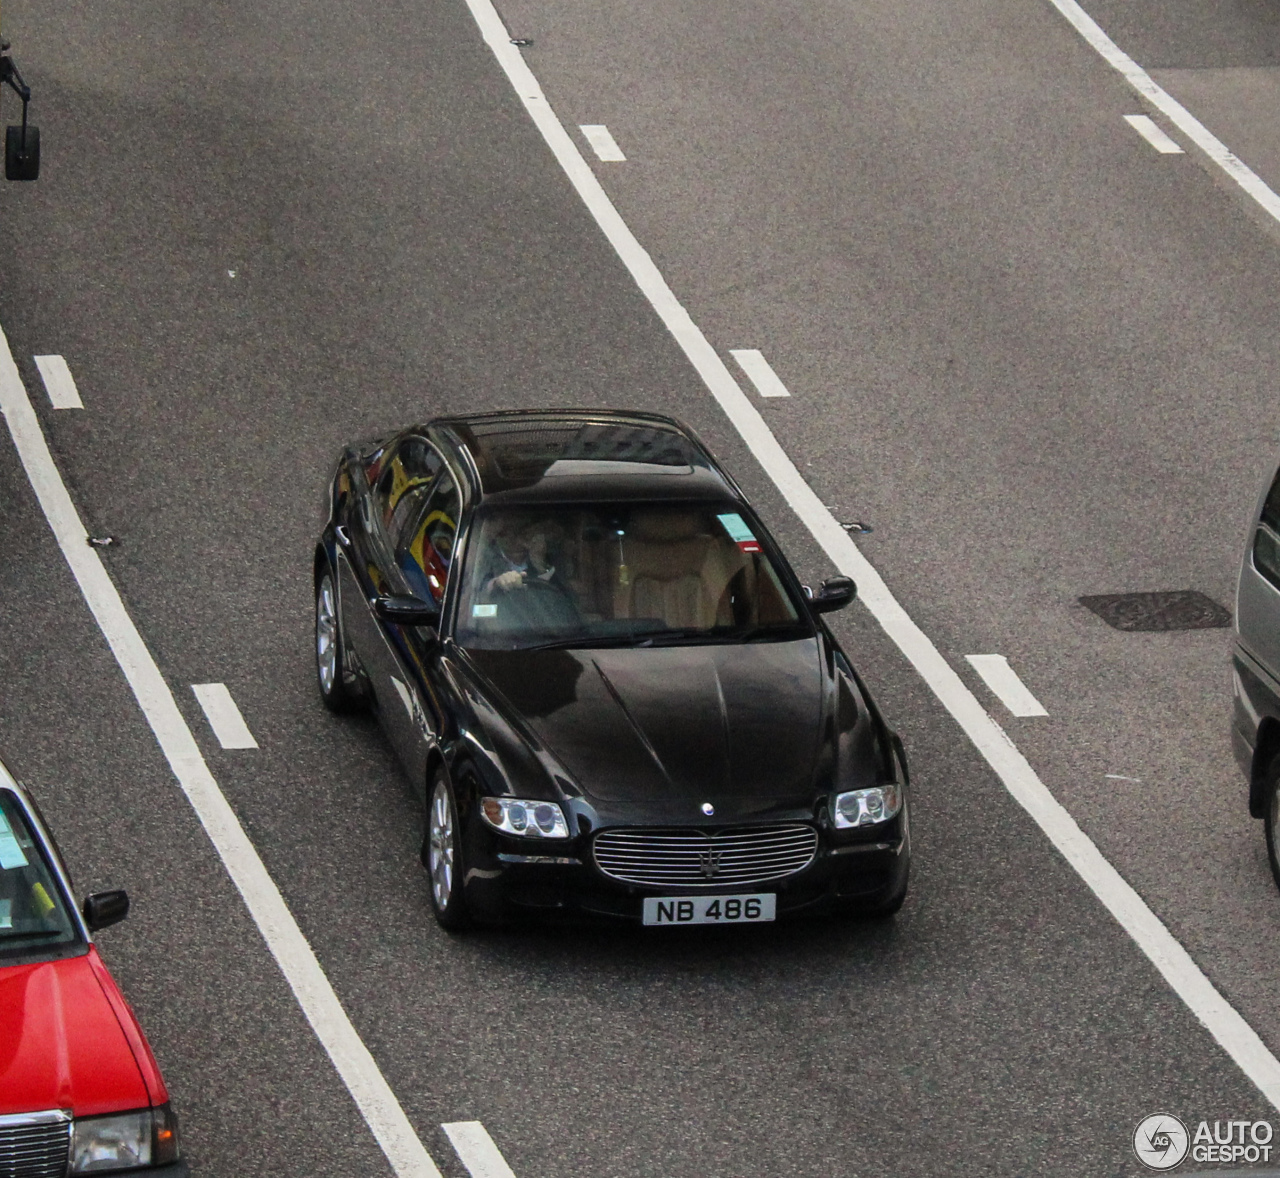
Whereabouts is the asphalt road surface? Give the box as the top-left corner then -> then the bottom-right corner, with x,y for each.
0,0 -> 1278,1173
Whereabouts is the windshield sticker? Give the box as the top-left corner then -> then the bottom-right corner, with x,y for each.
472,604 -> 498,618
0,900 -> 10,929
0,811 -> 28,870
716,512 -> 762,554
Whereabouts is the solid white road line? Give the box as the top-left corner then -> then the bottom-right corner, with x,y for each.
730,349 -> 792,398
1124,115 -> 1184,155
1047,0 -> 1280,225
464,0 -> 1280,1110
191,683 -> 260,749
33,355 -> 83,409
965,655 -> 1049,717
442,1123 -> 518,1178
0,327 -> 441,1178
579,124 -> 626,161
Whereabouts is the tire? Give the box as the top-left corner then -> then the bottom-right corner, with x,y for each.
423,768 -> 471,931
1264,754 -> 1280,894
315,562 -> 363,713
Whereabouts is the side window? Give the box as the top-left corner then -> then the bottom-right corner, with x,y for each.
374,438 -> 442,537
397,472 -> 461,605
1256,466 -> 1280,592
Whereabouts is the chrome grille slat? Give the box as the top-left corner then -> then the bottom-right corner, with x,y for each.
594,824 -> 818,888
596,839 -> 798,845
0,1111 -> 71,1178
597,846 -> 808,859
599,854 -> 804,869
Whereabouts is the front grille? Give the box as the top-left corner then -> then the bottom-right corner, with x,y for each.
593,824 -> 818,888
0,1110 -> 71,1178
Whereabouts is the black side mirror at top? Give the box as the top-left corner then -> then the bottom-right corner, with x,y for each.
83,889 -> 130,932
811,575 -> 857,614
374,593 -> 440,627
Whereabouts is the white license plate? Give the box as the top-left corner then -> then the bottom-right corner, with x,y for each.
642,893 -> 776,926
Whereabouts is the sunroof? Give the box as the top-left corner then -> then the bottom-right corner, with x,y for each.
466,421 -> 697,486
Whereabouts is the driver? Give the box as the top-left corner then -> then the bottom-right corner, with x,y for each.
480,516 -> 564,595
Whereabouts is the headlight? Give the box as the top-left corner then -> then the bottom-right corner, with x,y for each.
834,785 -> 902,829
71,1104 -> 180,1173
480,797 -> 569,838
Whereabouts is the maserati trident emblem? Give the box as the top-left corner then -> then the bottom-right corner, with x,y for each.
701,802 -> 714,816
698,847 -> 722,879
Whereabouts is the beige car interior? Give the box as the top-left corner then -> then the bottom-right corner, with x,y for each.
567,511 -> 795,629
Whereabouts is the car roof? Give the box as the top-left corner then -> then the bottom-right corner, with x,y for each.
427,409 -> 740,505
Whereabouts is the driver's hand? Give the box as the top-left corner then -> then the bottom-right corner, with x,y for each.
492,570 -> 524,592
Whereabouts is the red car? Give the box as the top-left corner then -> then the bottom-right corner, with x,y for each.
0,772 -> 186,1176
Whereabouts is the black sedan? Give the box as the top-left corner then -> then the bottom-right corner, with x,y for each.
314,409 -> 910,928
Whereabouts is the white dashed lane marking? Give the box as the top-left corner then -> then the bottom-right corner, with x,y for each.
1124,114 -> 1183,154
442,1123 -> 518,1178
191,683 -> 259,749
965,655 -> 1048,718
579,124 -> 626,161
730,349 -> 792,398
33,355 -> 83,409
1049,0 -> 1280,225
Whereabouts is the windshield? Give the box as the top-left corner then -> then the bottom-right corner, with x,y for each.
0,792 -> 79,959
455,503 -> 809,651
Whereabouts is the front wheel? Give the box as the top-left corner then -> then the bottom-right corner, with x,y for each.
315,564 -> 363,713
423,769 -> 471,931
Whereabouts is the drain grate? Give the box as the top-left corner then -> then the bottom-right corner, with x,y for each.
1078,590 -> 1231,632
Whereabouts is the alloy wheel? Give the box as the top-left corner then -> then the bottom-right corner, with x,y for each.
316,574 -> 338,695
429,780 -> 455,911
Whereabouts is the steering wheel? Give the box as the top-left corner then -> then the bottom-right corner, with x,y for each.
503,577 -> 582,630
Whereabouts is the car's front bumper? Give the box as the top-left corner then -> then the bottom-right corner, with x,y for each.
461,821 -> 909,923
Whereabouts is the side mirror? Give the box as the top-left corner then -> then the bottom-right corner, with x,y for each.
83,889 -> 129,932
374,594 -> 440,626
812,575 -> 856,614
5,124 -> 38,180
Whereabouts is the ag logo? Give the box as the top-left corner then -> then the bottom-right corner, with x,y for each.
1134,1114 -> 1190,1171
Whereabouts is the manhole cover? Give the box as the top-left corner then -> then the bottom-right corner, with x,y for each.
1078,590 -> 1231,632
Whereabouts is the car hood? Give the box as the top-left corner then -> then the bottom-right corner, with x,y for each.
466,638 -> 824,806
0,949 -> 151,1117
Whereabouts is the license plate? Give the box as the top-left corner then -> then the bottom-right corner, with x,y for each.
642,893 -> 776,926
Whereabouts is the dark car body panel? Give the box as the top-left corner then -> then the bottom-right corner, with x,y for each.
466,640 -> 823,807
319,410 -> 909,919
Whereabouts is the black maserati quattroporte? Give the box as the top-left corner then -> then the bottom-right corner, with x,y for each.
315,410 -> 910,928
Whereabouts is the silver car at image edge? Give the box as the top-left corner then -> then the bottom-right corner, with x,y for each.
1233,455 -> 1280,886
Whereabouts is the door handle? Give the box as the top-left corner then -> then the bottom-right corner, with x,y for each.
334,525 -> 351,548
